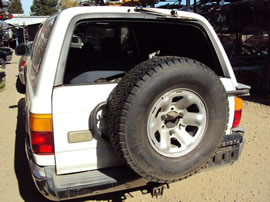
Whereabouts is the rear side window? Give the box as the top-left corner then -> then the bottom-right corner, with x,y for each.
31,16 -> 56,76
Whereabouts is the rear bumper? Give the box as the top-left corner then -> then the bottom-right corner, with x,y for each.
205,133 -> 244,169
25,137 -> 149,201
25,132 -> 244,201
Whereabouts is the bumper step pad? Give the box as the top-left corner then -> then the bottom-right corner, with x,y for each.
205,133 -> 243,169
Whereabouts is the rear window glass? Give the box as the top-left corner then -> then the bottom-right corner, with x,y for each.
63,20 -> 222,84
64,22 -> 137,84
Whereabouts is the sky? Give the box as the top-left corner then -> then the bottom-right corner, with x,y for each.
21,0 -> 32,15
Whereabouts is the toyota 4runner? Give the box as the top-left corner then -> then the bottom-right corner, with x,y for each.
16,6 -> 250,201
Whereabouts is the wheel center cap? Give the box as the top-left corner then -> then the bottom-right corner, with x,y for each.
165,111 -> 181,128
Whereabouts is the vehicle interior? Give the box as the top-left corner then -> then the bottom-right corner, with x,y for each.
64,20 -> 223,84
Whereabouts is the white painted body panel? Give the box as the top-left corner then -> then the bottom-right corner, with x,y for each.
32,153 -> 55,165
220,78 -> 236,134
52,84 -> 123,174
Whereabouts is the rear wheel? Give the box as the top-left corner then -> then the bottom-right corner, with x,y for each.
107,56 -> 228,182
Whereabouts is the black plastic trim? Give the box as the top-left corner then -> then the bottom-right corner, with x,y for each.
227,89 -> 250,96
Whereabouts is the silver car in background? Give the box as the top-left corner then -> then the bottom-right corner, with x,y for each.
16,41 -> 32,93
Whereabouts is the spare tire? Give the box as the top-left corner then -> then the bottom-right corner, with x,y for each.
107,56 -> 228,183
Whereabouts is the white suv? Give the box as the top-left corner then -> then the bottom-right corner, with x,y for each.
16,6 -> 249,201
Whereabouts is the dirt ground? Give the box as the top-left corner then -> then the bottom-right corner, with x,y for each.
0,55 -> 270,202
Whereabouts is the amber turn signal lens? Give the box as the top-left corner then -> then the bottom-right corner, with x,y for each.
30,113 -> 53,132
234,97 -> 243,111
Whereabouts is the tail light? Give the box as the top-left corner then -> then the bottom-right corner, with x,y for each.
20,60 -> 26,68
232,97 -> 243,128
30,113 -> 54,155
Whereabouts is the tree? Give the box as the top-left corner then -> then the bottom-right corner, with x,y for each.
57,0 -> 79,11
30,0 -> 58,16
9,0 -> 24,14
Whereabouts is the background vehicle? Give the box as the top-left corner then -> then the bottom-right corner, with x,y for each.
0,69 -> 5,87
0,46 -> 12,62
15,41 -> 32,94
16,6 -> 249,201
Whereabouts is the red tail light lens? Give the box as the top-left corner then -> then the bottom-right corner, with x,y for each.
21,60 -> 26,67
31,132 -> 54,154
233,110 -> 242,128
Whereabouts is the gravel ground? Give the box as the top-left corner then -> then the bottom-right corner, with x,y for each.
0,55 -> 270,202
